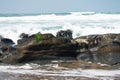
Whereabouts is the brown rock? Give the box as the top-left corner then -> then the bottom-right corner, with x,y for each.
14,37 -> 79,63
98,42 -> 120,64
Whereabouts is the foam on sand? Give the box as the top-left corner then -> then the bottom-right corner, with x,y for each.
0,63 -> 119,79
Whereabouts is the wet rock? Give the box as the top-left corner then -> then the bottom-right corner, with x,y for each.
74,34 -> 120,65
56,29 -> 73,39
98,34 -> 117,46
12,37 -> 79,63
17,33 -> 35,47
97,42 -> 120,64
0,38 -> 16,63
114,34 -> 120,42
17,33 -> 55,47
75,35 -> 101,51
41,33 -> 55,40
75,33 -> 120,50
19,33 -> 29,38
0,38 -> 15,46
0,38 -> 15,53
76,50 -> 93,62
1,31 -> 120,66
1,46 -> 17,63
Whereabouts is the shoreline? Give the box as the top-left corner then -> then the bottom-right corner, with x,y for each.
0,69 -> 120,80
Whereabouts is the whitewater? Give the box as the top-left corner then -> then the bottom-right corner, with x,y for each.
0,12 -> 120,44
0,12 -> 120,80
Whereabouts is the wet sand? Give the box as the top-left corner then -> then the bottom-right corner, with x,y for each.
0,60 -> 120,80
0,72 -> 107,80
1,72 -> 120,80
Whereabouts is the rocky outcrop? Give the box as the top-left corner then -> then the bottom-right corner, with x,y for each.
17,33 -> 55,47
75,33 -> 120,48
56,29 -> 73,39
1,32 -> 78,63
15,33 -> 120,65
74,33 -> 120,65
1,31 -> 120,67
76,50 -> 94,62
15,37 -> 79,63
97,42 -> 120,64
0,38 -> 15,53
0,37 -> 16,62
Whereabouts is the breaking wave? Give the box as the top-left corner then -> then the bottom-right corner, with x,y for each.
0,12 -> 120,44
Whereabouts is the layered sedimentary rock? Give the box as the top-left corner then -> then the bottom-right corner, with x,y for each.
0,30 -> 120,66
16,37 -> 79,63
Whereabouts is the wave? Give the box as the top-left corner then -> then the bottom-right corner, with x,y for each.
0,12 -> 120,21
70,12 -> 96,15
0,12 -> 120,43
0,12 -> 120,17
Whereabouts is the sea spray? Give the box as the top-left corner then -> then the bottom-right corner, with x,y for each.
0,12 -> 120,43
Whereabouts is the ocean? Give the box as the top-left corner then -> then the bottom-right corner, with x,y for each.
0,12 -> 120,43
0,12 -> 120,80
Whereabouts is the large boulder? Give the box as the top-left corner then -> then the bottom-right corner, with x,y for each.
0,38 -> 15,53
74,34 -> 120,64
14,38 -> 79,63
0,38 -> 15,46
0,38 -> 16,63
97,42 -> 120,64
76,50 -> 93,62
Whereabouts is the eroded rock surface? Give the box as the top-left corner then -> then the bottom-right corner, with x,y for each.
0,31 -> 120,68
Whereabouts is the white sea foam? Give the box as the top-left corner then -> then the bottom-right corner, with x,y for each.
0,12 -> 120,44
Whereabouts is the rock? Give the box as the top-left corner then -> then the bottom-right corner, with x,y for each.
0,38 -> 15,53
11,37 -> 79,63
0,38 -> 16,63
2,32 -> 120,66
40,33 -> 55,40
17,33 -> 35,47
0,35 -> 3,39
74,34 -> 120,64
97,42 -> 120,64
75,34 -> 120,49
95,34 -> 120,46
114,34 -> 120,42
19,33 -> 29,38
17,33 -> 55,47
0,38 -> 15,46
1,46 -> 17,61
56,29 -> 73,39
75,34 -> 101,46
76,50 -> 93,62
74,35 -> 101,54
101,34 -> 117,42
